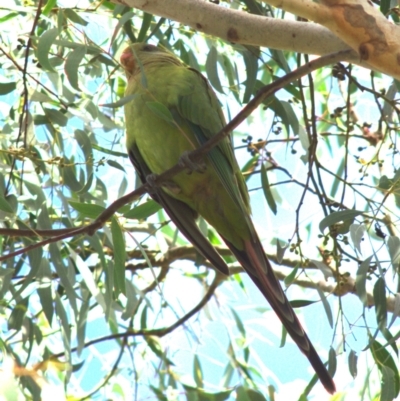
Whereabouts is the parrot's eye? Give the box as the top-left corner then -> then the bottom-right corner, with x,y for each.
142,44 -> 158,52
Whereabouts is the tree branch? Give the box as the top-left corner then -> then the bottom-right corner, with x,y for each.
112,0 -> 362,62
52,270 -> 225,358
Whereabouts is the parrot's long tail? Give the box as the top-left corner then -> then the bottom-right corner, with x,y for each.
221,234 -> 336,394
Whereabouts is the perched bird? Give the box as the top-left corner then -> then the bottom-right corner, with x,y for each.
120,42 -> 335,394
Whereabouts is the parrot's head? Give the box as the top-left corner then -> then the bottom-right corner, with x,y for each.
120,43 -> 182,78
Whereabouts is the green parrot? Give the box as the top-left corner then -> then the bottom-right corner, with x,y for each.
120,43 -> 335,394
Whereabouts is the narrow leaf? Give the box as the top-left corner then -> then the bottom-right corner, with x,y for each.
276,239 -> 288,264
193,355 -> 203,388
387,236 -> 400,265
348,350 -> 358,378
44,108 -> 68,126
350,223 -> 366,253
319,210 -> 363,233
111,217 -> 126,295
146,101 -> 174,122
37,28 -> 59,71
370,338 -> 400,400
355,255 -> 372,306
124,200 -> 162,220
310,259 -> 333,279
317,287 -> 333,328
69,201 -> 105,219
328,347 -> 337,377
63,8 -> 88,25
65,46 -> 87,90
373,276 -> 387,330
137,12 -> 152,42
0,82 -> 16,95
206,46 -> 224,93
110,11 -> 135,44
101,93 -> 138,108
261,163 -> 277,215
389,293 -> 400,328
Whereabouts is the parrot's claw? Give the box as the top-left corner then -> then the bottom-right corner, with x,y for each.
145,174 -> 159,194
146,174 -> 182,195
179,151 -> 206,174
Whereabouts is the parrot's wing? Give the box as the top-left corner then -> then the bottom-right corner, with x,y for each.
128,143 -> 230,276
175,69 -> 251,217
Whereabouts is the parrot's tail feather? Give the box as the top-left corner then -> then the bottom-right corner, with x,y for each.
127,148 -> 230,276
221,235 -> 336,394
154,191 -> 230,276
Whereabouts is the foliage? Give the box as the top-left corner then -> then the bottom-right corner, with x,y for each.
0,1 -> 399,400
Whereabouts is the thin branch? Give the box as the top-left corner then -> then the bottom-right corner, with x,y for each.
51,271 -> 225,358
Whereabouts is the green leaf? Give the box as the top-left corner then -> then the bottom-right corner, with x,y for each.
107,159 -> 126,172
373,276 -> 387,331
241,47 -> 258,103
92,143 -> 127,157
310,259 -> 333,279
8,298 -> 29,331
370,338 -> 400,400
110,11 -> 135,45
279,100 -> 299,136
261,163 -> 277,215
0,82 -> 17,95
42,0 -> 57,16
389,293 -> 400,329
380,0 -> 390,14
123,200 -> 162,220
355,255 -> 372,306
350,223 -> 366,253
206,46 -> 224,94
236,386 -> 267,401
146,101 -> 174,122
37,28 -> 60,71
193,355 -> 203,388
284,265 -> 298,287
63,8 -> 88,26
231,308 -> 246,337
0,195 -> 14,214
319,210 -> 363,233
55,292 -> 71,356
69,246 -> 108,315
111,217 -> 126,295
387,236 -> 400,265
101,94 -> 138,108
348,350 -> 358,378
121,280 -> 139,320
65,46 -> 87,90
182,384 -> 233,401
328,347 -> 337,377
317,287 -> 333,328
137,12 -> 153,42
276,239 -> 288,264
69,201 -> 105,219
44,108 -> 68,126
290,299 -> 316,308
37,280 -> 53,325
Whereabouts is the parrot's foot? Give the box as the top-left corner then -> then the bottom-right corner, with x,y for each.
179,151 -> 206,174
145,174 -> 159,194
146,174 -> 181,195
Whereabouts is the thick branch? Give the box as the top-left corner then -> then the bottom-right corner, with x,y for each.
112,0 -> 354,57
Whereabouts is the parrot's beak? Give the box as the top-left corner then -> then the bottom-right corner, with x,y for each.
120,49 -> 136,76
